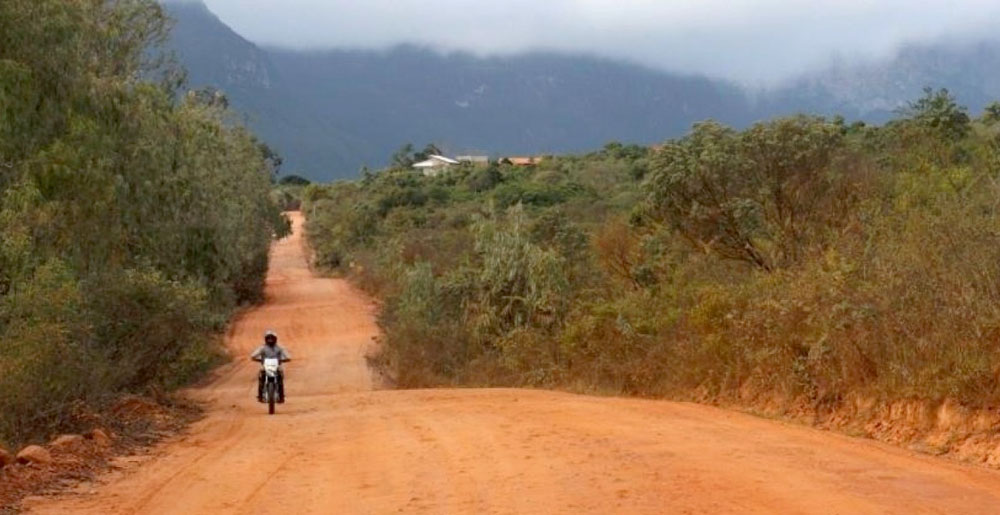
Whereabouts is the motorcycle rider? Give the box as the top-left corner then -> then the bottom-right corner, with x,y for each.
250,330 -> 291,403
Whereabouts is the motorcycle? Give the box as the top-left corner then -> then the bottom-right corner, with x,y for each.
261,357 -> 282,415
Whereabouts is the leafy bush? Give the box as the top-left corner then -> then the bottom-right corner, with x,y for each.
84,268 -> 217,391
0,260 -> 99,444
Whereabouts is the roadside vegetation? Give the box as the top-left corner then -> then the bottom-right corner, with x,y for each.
306,89 -> 1000,415
272,174 -> 311,211
0,0 -> 287,447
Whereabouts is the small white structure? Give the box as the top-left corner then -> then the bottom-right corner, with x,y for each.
412,155 -> 460,176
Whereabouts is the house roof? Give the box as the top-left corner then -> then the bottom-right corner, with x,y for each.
428,154 -> 459,164
413,155 -> 460,168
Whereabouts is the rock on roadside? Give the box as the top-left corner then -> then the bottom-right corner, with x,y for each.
50,434 -> 85,451
87,428 -> 113,447
0,447 -> 13,468
16,445 -> 52,465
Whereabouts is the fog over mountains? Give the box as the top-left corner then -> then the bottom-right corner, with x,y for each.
165,1 -> 1000,181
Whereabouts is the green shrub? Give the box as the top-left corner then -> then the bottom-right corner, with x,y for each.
85,267 -> 217,390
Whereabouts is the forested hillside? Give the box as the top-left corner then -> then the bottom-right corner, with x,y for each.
305,89 -> 1000,419
0,0 -> 287,446
163,1 -> 755,180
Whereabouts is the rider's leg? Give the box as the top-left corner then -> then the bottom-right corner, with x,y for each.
278,369 -> 285,403
257,370 -> 265,402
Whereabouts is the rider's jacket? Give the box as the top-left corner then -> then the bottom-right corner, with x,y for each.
250,343 -> 292,362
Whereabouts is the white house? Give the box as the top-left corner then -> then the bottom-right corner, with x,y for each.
412,154 -> 460,176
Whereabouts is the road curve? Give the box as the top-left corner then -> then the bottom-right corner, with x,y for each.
29,212 -> 1000,514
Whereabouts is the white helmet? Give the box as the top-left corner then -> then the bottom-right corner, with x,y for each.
264,330 -> 278,344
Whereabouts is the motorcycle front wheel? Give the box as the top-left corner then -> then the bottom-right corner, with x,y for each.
267,382 -> 276,415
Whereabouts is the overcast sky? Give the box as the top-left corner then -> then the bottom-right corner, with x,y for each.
191,0 -> 1000,85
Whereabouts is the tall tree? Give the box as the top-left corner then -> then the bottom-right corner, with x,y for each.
898,87 -> 970,140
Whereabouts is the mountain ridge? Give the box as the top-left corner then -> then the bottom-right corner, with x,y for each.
163,1 -> 1000,180
164,1 -> 757,180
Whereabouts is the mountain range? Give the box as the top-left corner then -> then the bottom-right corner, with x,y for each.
164,1 -> 1000,181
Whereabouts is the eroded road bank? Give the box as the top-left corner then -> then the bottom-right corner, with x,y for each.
29,213 -> 1000,514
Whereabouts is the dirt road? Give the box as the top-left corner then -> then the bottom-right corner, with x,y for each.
28,213 -> 1000,514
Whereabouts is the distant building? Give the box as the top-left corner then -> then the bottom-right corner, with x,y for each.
456,155 -> 489,165
412,154 -> 460,176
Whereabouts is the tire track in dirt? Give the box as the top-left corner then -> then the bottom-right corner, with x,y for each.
27,212 -> 1000,514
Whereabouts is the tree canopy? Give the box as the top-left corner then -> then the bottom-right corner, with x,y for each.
0,0 -> 287,445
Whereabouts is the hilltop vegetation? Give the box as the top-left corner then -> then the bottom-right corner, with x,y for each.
0,0 -> 286,446
306,89 -> 1000,414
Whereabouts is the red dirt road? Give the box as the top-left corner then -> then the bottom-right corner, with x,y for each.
28,213 -> 1000,514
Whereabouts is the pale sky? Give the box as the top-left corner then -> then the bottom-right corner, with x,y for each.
186,0 -> 1000,85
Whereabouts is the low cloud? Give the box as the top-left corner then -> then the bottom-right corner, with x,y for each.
199,0 -> 1000,84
